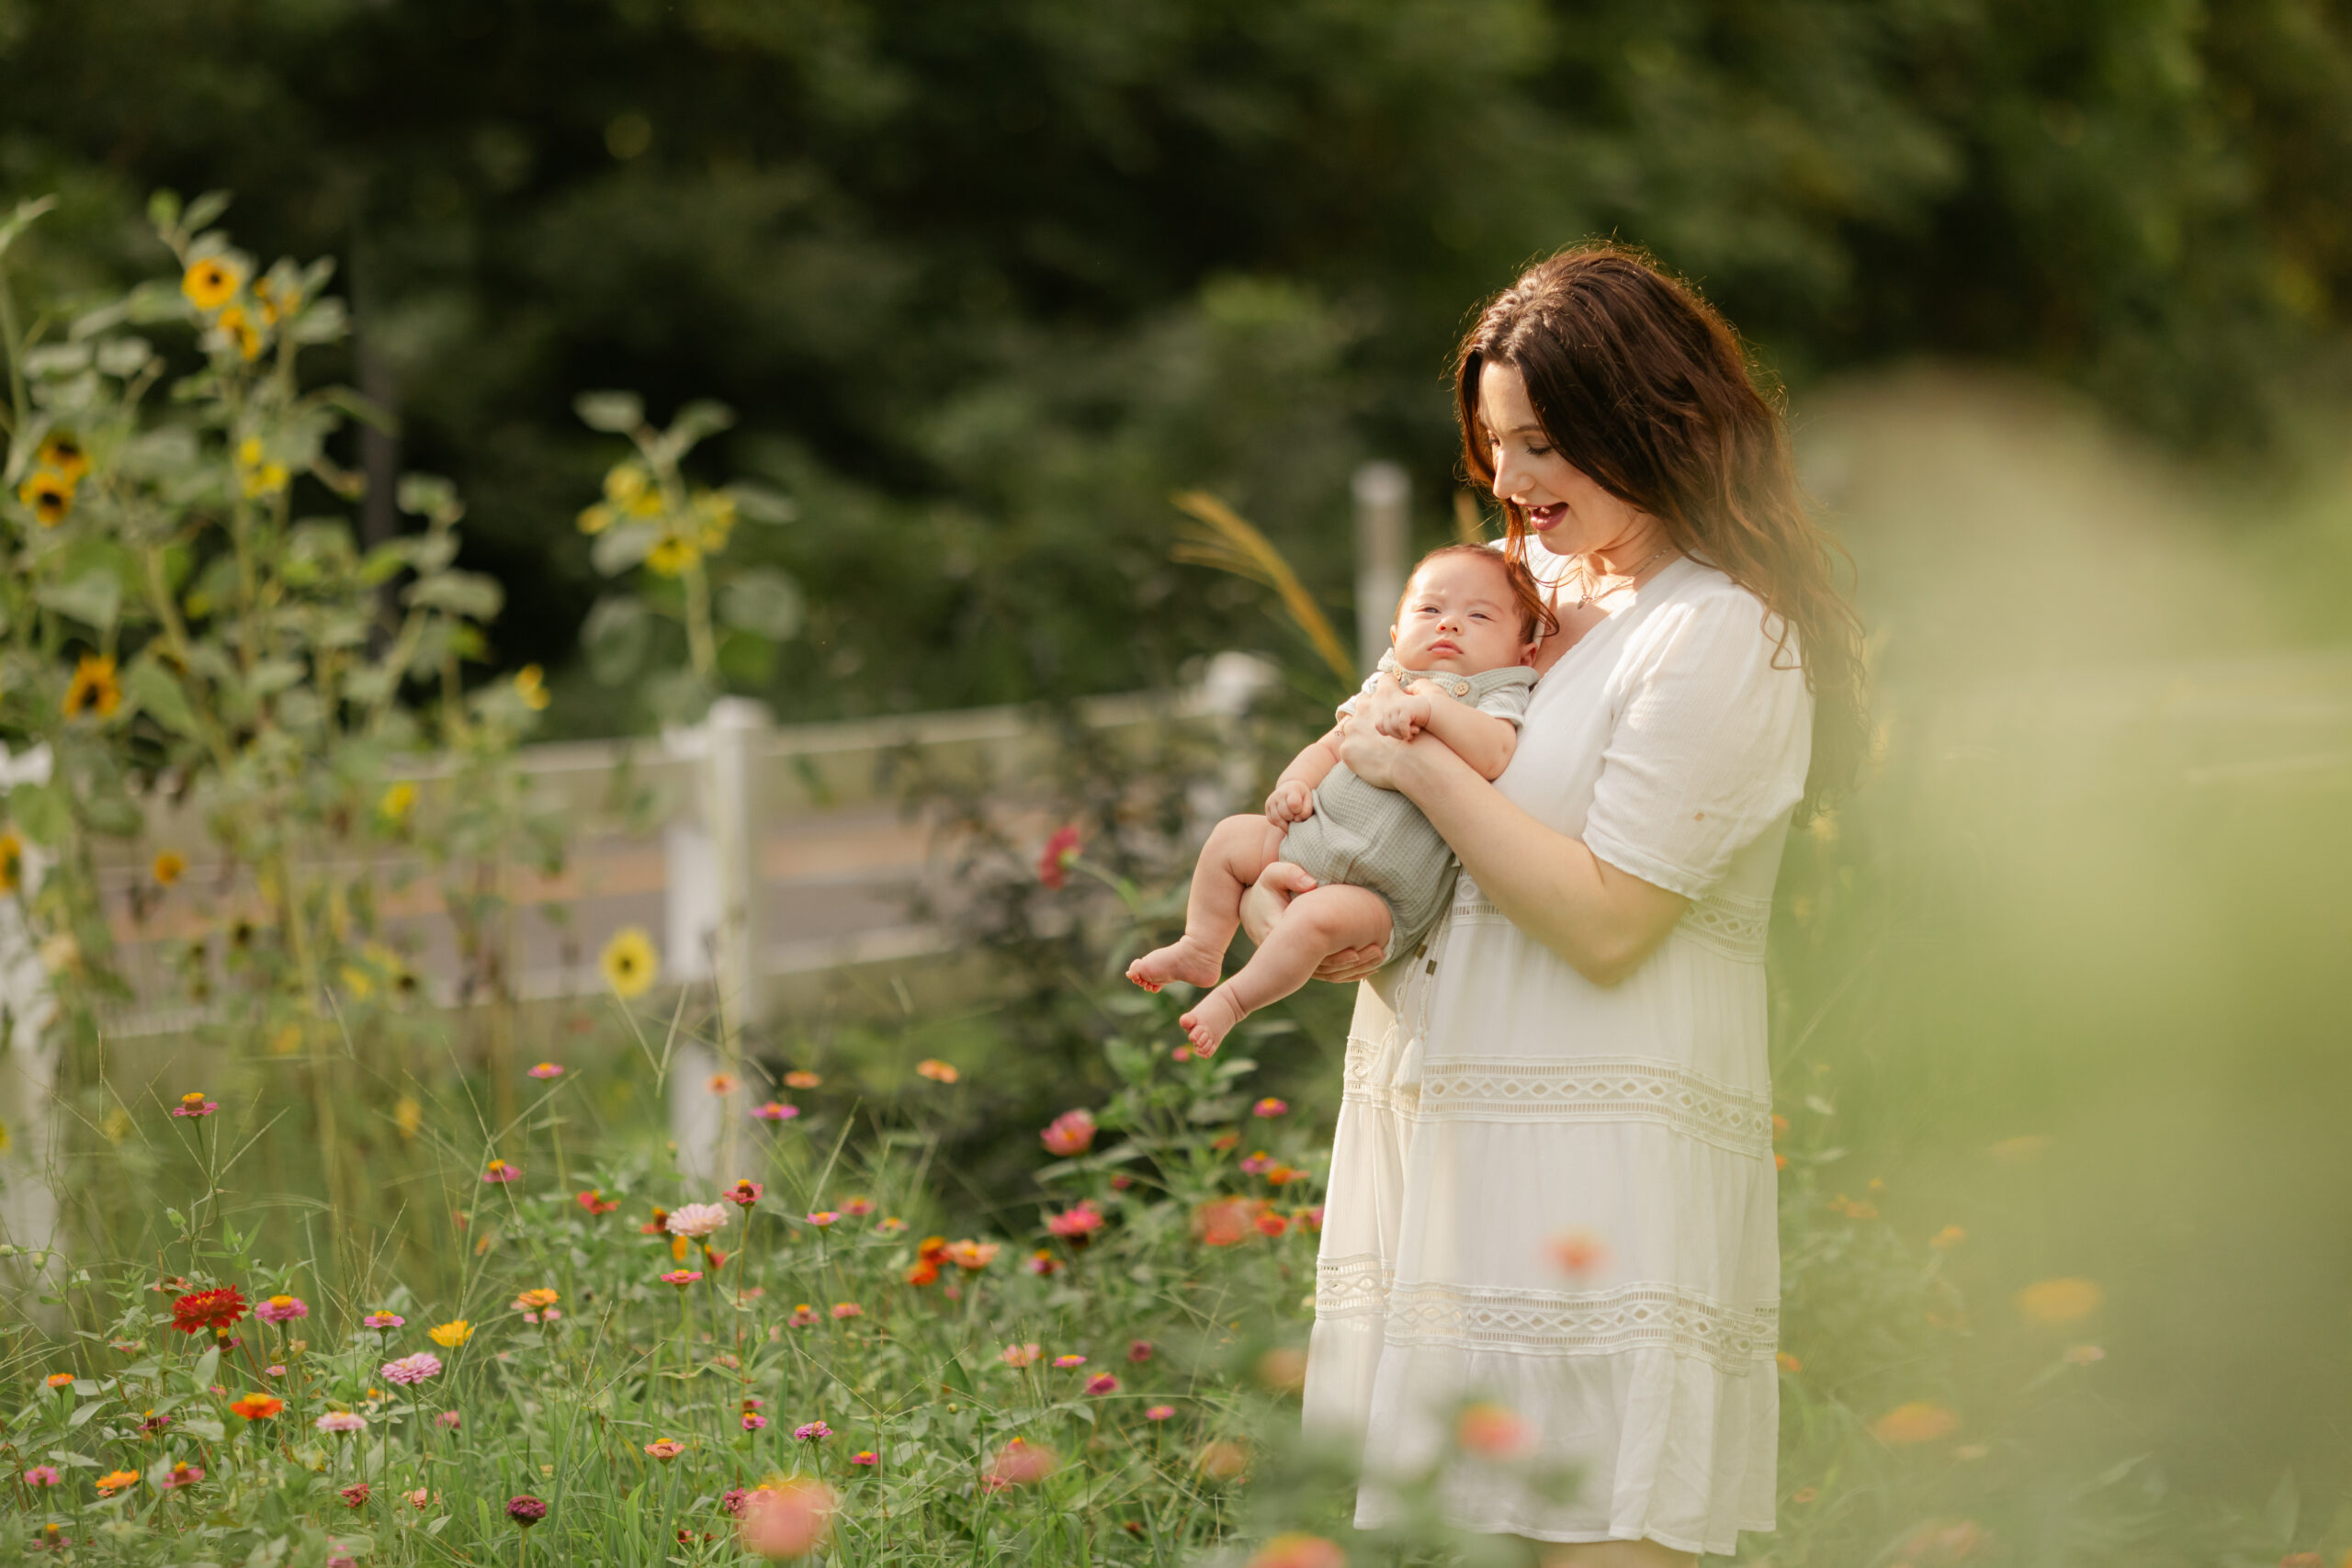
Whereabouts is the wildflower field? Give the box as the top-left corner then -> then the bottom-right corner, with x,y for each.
6,192 -> 2352,1568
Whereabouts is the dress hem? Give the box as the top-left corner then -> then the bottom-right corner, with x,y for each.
1352,1501 -> 1776,1559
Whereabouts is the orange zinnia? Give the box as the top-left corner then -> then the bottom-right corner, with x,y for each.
230,1392 -> 285,1420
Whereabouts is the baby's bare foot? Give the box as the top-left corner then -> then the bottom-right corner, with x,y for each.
1178,987 -> 1250,1055
1125,936 -> 1226,994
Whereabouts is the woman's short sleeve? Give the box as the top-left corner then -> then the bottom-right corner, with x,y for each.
1581,592 -> 1814,900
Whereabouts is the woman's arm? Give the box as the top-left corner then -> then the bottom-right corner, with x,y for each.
1335,720 -> 1686,987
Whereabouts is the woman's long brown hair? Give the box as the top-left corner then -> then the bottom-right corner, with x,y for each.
1453,243 -> 1867,816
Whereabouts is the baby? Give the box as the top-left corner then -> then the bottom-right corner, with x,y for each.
1128,544 -> 1545,1052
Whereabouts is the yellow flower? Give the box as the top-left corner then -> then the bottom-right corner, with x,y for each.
576,502 -> 616,536
1869,1401 -> 1959,1445
152,851 -> 185,886
391,1096 -> 423,1138
217,304 -> 265,361
0,831 -> 21,894
514,1287 -> 559,1311
428,1319 -> 472,1348
645,536 -> 699,577
599,926 -> 659,998
182,257 -> 243,312
17,468 -> 74,527
338,964 -> 374,999
514,665 -> 550,711
95,1468 -> 141,1495
604,463 -> 652,508
236,438 -> 289,498
379,780 -> 417,823
2014,1277 -> 2103,1325
64,655 -> 123,720
252,275 -> 300,325
35,432 -> 89,484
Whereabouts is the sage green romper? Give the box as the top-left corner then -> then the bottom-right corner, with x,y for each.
1279,653 -> 1538,955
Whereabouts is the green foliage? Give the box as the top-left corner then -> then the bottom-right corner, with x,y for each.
4,1 -> 2346,722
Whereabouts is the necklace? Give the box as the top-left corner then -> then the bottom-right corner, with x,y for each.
1567,545 -> 1675,610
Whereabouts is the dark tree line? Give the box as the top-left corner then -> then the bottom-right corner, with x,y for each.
5,0 -> 2347,724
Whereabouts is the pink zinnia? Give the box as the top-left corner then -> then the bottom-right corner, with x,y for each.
665,1202 -> 730,1238
1040,1108 -> 1096,1157
24,1465 -> 59,1486
1144,1404 -> 1175,1421
1054,1353 -> 1086,1369
481,1159 -> 521,1183
660,1269 -> 702,1287
806,1211 -> 838,1228
363,1312 -> 404,1330
788,1303 -> 820,1327
527,1062 -> 564,1079
795,1420 -> 832,1442
843,1197 -> 874,1217
1129,1340 -> 1154,1362
255,1294 -> 308,1324
1035,825 -> 1081,889
830,1302 -> 863,1319
742,1413 -> 768,1431
851,1450 -> 878,1466
984,1437 -> 1057,1487
1252,1097 -> 1288,1118
380,1352 -> 442,1385
436,1410 -> 461,1429
1084,1373 -> 1119,1395
1046,1203 -> 1105,1239
315,1411 -> 366,1433
752,1100 -> 799,1122
1001,1342 -> 1043,1368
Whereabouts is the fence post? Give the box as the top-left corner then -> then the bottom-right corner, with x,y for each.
0,743 -> 62,1299
1351,460 -> 1409,673
662,697 -> 771,1186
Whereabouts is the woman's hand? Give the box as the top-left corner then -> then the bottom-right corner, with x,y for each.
1334,709 -> 1422,792
1238,862 -> 1387,981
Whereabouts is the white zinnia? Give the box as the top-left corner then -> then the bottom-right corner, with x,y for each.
665,1201 -> 732,1239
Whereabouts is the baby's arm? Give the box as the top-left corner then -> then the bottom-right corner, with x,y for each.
1411,688 -> 1519,779
1264,728 -> 1343,826
1364,679 -> 1517,779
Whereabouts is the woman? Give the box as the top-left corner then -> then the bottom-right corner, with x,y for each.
1249,246 -> 1866,1562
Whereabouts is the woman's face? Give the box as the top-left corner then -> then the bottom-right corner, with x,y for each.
1476,361 -> 1648,557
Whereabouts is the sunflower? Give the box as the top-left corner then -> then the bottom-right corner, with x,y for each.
63,655 -> 122,721
35,432 -> 88,485
182,257 -> 243,312
235,438 -> 288,499
645,536 -> 700,578
17,469 -> 74,527
599,926 -> 659,998
216,304 -> 265,361
514,665 -> 550,711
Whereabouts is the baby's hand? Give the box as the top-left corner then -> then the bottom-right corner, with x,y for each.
1364,680 -> 1431,740
1265,779 -> 1315,827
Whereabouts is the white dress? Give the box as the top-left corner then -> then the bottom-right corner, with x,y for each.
1301,555 -> 1811,1557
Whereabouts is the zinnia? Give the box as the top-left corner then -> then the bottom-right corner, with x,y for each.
915,1058 -> 959,1083
481,1159 -> 521,1184
507,1495 -> 548,1528
527,1062 -> 564,1078
255,1293 -> 308,1324
316,1411 -> 367,1433
752,1101 -> 799,1122
661,1269 -> 703,1287
727,1179 -> 763,1206
796,1420 -> 832,1441
1084,1373 -> 1119,1395
646,1438 -> 685,1460
171,1091 -> 219,1118
739,1479 -> 836,1559
172,1287 -> 248,1336
830,1302 -> 863,1319
427,1320 -> 472,1348
1247,1533 -> 1347,1568
578,1189 -> 620,1214
1001,1342 -> 1043,1367
1455,1402 -> 1533,1458
1046,1203 -> 1105,1239
1039,1108 -> 1096,1156
229,1393 -> 284,1419
666,1201 -> 731,1238
24,1465 -> 60,1485
984,1437 -> 1057,1487
363,1312 -> 404,1330
1035,825 -> 1082,888
95,1469 -> 139,1496
380,1352 -> 443,1385
1252,1097 -> 1288,1117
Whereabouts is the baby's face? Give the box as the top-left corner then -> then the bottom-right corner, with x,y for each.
1390,555 -> 1534,674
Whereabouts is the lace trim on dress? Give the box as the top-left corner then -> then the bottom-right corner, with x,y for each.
1378,1279 -> 1779,1373
1453,889 -> 1770,963
1341,1049 -> 1775,1158
1314,1251 -> 1396,1322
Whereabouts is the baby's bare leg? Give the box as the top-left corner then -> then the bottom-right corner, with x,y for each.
1127,814 -> 1291,992
1180,884 -> 1391,1055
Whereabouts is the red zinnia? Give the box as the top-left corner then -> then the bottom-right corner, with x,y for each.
1035,826 -> 1082,889
577,1189 -> 620,1215
172,1287 -> 248,1336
